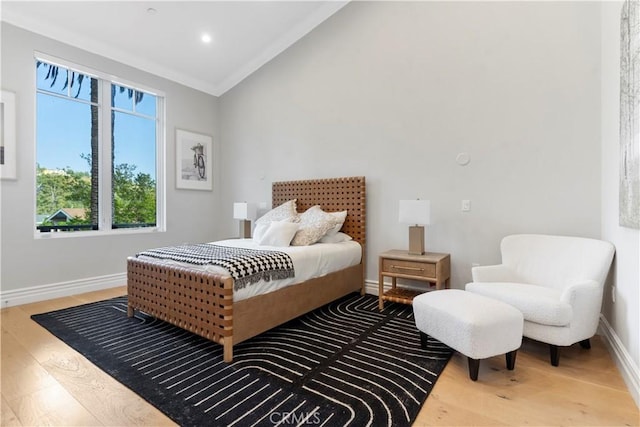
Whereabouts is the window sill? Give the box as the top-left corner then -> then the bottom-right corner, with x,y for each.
34,226 -> 165,240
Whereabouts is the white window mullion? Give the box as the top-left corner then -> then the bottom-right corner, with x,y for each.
99,81 -> 112,230
156,97 -> 166,231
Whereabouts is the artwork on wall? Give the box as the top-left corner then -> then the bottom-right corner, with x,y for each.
0,90 -> 16,180
620,0 -> 640,229
176,128 -> 213,191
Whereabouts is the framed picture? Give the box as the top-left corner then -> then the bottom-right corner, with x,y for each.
176,129 -> 213,191
1,90 -> 16,180
620,0 -> 640,228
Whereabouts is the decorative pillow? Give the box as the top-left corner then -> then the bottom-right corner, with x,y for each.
256,221 -> 299,247
255,199 -> 298,225
252,221 -> 271,244
319,232 -> 353,244
291,205 -> 343,246
324,210 -> 348,236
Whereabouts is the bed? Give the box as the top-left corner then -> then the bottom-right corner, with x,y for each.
127,176 -> 366,362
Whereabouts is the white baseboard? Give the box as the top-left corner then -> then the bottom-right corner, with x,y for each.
599,315 -> 640,408
0,273 -> 126,308
364,279 -> 379,295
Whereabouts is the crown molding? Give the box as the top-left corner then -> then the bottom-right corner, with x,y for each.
214,1 -> 349,96
1,1 -> 349,97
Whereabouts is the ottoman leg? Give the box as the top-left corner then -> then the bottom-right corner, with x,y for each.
506,350 -> 517,370
419,331 -> 429,349
468,358 -> 480,381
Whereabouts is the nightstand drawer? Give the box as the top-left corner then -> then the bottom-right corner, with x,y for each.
382,259 -> 436,278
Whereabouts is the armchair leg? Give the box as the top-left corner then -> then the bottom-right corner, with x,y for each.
506,350 -> 517,370
549,344 -> 560,367
579,339 -> 591,349
468,358 -> 480,381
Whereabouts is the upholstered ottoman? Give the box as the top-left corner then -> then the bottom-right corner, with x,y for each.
413,289 -> 523,381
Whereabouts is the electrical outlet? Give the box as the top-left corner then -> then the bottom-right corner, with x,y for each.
462,200 -> 471,212
612,286 -> 616,303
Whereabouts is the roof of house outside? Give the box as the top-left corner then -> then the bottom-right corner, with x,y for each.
46,208 -> 87,222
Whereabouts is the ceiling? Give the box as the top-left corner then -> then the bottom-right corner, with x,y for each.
1,1 -> 348,96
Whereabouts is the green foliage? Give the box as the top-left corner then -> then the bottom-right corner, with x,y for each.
113,163 -> 156,225
36,164 -> 90,218
36,163 -> 156,227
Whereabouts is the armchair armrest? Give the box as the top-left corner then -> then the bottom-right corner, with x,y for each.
561,279 -> 603,337
471,264 -> 516,282
560,280 -> 601,306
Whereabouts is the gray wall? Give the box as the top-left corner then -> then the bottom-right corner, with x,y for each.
219,1 -> 603,287
0,23 -> 220,292
601,1 -> 639,400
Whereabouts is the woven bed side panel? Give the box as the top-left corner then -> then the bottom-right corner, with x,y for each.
127,257 -> 233,343
272,176 -> 366,247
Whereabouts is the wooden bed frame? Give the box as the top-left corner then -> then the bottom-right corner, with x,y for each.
127,176 -> 366,362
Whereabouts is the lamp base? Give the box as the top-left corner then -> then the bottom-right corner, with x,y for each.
239,220 -> 252,239
408,225 -> 425,255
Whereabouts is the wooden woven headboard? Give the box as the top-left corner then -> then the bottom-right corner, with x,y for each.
272,176 -> 366,247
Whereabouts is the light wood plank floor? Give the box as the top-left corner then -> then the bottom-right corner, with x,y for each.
1,286 -> 638,426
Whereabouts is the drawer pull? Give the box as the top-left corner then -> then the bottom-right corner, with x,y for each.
391,265 -> 424,272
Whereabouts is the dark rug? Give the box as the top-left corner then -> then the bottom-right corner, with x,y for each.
32,293 -> 452,427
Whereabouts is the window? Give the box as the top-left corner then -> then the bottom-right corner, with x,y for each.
35,54 -> 165,235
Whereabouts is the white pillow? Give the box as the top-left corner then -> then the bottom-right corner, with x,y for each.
252,221 -> 271,244
257,221 -> 299,247
319,232 -> 353,244
255,199 -> 298,225
291,206 -> 343,246
324,210 -> 347,236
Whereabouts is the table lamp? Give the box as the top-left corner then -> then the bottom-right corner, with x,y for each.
399,199 -> 430,255
233,202 -> 257,238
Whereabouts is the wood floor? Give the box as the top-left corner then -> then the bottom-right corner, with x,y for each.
1,286 -> 638,426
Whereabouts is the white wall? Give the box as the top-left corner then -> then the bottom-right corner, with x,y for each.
219,1 -> 603,288
600,1 -> 640,405
0,23 -> 220,298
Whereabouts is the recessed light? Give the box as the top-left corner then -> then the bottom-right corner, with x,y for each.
201,33 -> 212,44
146,7 -> 157,15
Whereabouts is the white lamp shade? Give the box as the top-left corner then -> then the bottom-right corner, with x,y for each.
399,200 -> 430,225
233,202 -> 257,220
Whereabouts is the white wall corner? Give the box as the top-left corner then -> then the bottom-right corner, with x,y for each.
599,314 -> 640,408
0,273 -> 126,308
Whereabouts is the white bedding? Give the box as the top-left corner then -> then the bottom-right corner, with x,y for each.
136,238 -> 362,301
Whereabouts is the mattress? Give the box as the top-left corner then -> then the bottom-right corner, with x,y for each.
136,238 -> 362,301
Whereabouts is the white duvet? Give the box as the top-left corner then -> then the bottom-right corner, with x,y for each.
136,238 -> 362,301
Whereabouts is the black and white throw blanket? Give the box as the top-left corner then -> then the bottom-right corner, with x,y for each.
136,244 -> 295,290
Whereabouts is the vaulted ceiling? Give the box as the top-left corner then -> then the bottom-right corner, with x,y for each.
1,1 -> 348,96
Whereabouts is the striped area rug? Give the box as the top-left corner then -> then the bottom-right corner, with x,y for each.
32,293 -> 452,427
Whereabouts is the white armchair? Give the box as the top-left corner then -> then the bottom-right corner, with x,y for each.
465,234 -> 615,366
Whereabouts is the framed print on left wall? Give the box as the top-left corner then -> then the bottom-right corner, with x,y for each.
176,128 -> 213,191
1,90 -> 16,180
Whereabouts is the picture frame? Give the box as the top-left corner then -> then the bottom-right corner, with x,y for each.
176,128 -> 213,191
1,90 -> 17,180
620,0 -> 640,228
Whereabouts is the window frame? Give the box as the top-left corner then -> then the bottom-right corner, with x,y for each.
34,52 -> 166,239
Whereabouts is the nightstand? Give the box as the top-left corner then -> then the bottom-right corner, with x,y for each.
378,250 -> 451,310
